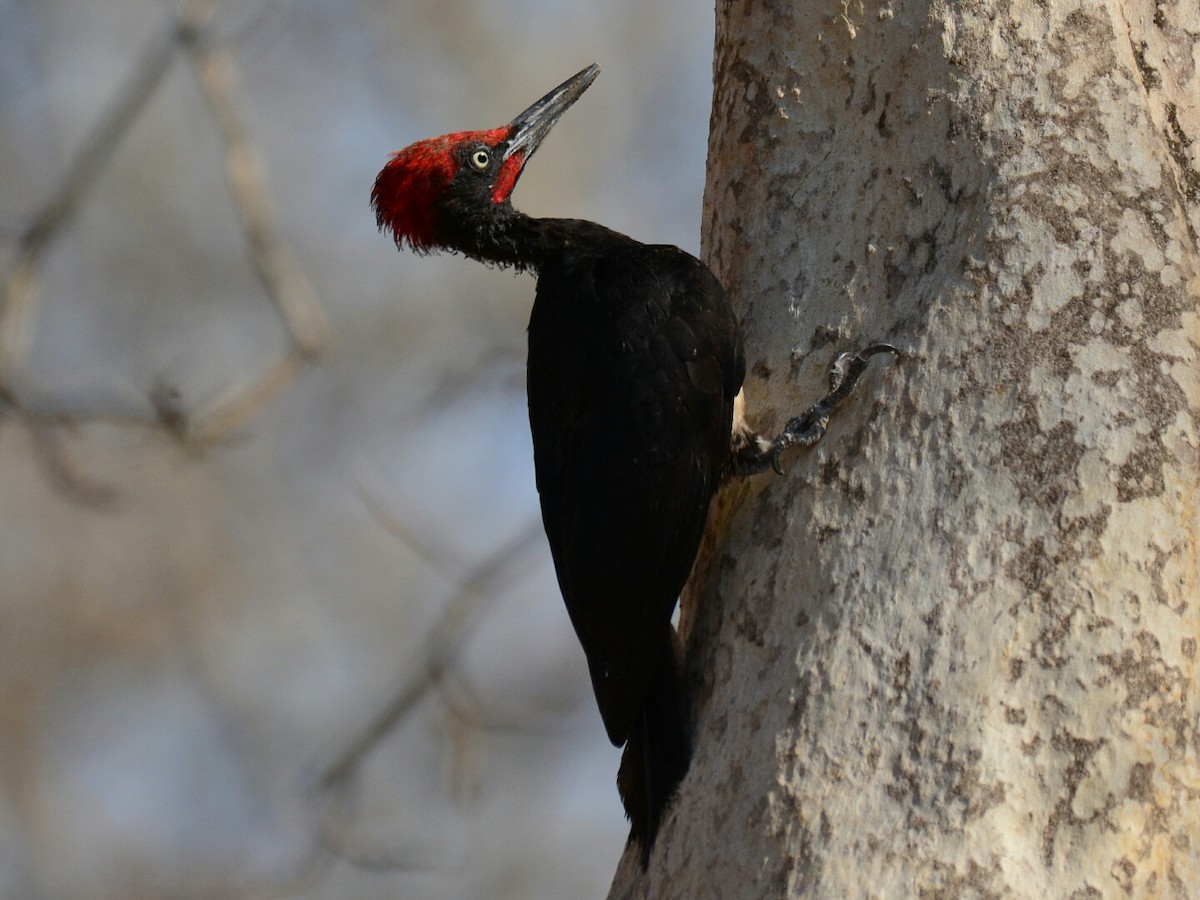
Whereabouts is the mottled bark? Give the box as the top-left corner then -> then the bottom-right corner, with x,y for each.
610,0 -> 1198,896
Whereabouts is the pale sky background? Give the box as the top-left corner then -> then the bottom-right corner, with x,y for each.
0,1 -> 714,898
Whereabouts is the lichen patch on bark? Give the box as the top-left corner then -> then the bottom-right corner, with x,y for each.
611,0 -> 1199,896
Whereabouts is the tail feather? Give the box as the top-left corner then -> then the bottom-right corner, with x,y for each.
616,630 -> 691,867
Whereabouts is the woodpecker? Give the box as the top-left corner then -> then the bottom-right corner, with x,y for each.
372,64 -> 894,865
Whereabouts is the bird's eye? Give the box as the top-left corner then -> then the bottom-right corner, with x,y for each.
470,148 -> 491,170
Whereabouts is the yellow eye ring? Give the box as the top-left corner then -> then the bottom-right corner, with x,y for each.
470,148 -> 490,170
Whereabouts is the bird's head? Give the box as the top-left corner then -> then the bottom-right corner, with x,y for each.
372,64 -> 600,254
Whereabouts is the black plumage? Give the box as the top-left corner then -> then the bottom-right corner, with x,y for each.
371,63 -> 893,867
528,230 -> 742,859
373,66 -> 731,862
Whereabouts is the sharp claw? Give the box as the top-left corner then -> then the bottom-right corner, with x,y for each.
734,341 -> 896,480
824,342 -> 898,399
855,342 -> 899,363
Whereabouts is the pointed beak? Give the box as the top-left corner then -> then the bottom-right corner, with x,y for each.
504,64 -> 600,163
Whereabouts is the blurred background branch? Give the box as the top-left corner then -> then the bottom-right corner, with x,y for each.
0,1 -> 711,897
0,3 -> 208,380
1,0 -> 328,489
314,506 -> 544,793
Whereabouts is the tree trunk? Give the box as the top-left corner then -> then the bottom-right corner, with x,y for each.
610,0 -> 1198,896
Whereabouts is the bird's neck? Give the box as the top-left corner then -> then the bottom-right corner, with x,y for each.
440,206 -> 619,271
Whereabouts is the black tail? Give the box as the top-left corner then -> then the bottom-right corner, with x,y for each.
617,629 -> 691,868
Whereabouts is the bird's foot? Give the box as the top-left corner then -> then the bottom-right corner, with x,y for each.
731,343 -> 898,477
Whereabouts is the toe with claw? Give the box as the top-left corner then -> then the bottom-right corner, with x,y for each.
731,343 -> 897,477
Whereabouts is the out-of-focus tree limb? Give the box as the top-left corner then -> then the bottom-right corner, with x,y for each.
0,0 -> 220,379
314,505 -> 545,794
0,0 -> 334,498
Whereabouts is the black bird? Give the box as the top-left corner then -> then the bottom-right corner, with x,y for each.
372,64 -> 893,865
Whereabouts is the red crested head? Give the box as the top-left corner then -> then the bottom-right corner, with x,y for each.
371,126 -> 513,252
372,65 -> 599,257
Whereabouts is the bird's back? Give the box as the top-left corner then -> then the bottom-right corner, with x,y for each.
526,227 -> 744,746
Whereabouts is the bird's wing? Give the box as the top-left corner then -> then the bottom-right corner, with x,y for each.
527,244 -> 743,745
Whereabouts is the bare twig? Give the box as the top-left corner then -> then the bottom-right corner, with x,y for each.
314,507 -> 545,793
183,17 -> 331,360
1,0 -> 335,492
163,4 -> 333,448
305,512 -> 545,876
317,815 -> 434,874
23,419 -> 118,508
0,1 -> 219,380
187,350 -> 310,446
415,347 -> 526,418
0,382 -> 163,504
